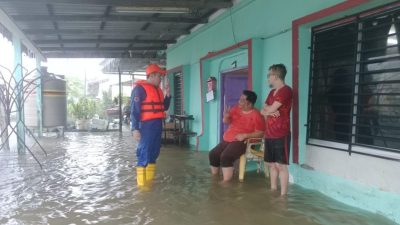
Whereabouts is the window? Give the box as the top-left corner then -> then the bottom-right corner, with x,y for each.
173,71 -> 183,115
308,4 -> 400,159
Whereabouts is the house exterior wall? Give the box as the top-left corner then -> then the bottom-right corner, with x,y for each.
166,0 -> 400,223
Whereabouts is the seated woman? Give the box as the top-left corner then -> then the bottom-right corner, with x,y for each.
209,90 -> 265,182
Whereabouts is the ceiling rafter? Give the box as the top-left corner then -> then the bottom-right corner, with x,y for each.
12,15 -> 207,24
45,52 -> 165,59
45,3 -> 64,48
97,6 -> 112,48
33,39 -> 176,45
23,28 -> 190,36
40,46 -> 166,52
0,0 -> 232,9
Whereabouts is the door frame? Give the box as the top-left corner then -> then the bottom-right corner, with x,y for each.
198,39 -> 254,151
219,67 -> 249,140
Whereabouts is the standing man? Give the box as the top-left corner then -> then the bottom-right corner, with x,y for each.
261,64 -> 293,196
131,64 -> 171,187
209,90 -> 265,183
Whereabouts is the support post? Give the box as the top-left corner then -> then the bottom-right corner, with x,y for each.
13,36 -> 25,153
36,58 -> 43,137
118,67 -> 122,133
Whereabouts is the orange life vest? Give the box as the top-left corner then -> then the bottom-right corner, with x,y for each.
136,80 -> 165,121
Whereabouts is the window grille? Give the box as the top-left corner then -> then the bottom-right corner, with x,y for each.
307,3 -> 400,160
173,71 -> 183,115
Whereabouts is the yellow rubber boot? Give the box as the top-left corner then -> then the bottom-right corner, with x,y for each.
136,167 -> 146,186
146,164 -> 156,182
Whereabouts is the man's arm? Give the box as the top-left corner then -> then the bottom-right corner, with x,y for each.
164,95 -> 171,111
261,101 -> 282,117
235,130 -> 264,141
163,77 -> 171,110
130,86 -> 146,140
223,105 -> 232,124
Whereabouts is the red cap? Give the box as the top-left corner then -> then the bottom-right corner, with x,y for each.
146,64 -> 166,76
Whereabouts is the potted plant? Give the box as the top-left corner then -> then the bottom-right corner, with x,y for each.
70,97 -> 96,130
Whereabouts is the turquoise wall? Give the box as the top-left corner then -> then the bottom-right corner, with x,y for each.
167,0 -> 344,150
168,0 -> 342,67
290,165 -> 400,224
166,0 -> 400,223
204,49 -> 248,148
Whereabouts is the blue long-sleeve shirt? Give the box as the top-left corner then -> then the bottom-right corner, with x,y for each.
130,85 -> 171,131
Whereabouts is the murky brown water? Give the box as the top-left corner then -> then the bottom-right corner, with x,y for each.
0,132 -> 397,225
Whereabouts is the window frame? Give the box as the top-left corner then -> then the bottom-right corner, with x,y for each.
306,3 -> 400,161
173,71 -> 184,115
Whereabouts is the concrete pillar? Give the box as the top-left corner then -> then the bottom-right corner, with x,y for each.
13,36 -> 25,153
0,37 -> 6,149
0,84 -> 7,150
36,58 -> 43,137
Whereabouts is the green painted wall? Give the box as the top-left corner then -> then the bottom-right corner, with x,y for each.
166,0 -> 400,223
204,50 -> 248,148
290,165 -> 400,224
167,0 -> 343,150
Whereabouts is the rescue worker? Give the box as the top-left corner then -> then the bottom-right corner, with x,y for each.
130,64 -> 171,187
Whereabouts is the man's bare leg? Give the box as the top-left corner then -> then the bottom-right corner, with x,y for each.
277,163 -> 289,196
211,166 -> 219,176
269,163 -> 279,191
222,167 -> 234,182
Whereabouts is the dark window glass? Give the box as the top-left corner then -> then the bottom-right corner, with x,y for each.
308,5 -> 400,157
309,23 -> 357,143
356,12 -> 400,150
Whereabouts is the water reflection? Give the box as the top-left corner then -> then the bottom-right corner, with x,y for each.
0,132 -> 397,225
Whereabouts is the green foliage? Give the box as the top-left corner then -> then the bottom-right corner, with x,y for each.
65,77 -> 127,120
102,90 -> 113,108
66,76 -> 84,103
112,94 -> 130,105
97,91 -> 113,118
122,96 -> 130,105
69,97 -> 97,120
66,78 -> 113,120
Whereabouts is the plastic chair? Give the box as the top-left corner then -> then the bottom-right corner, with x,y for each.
238,138 -> 269,182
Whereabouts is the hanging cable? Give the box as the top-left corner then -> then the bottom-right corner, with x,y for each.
229,7 -> 238,44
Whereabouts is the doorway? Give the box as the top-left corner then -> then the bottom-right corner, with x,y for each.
220,67 -> 248,140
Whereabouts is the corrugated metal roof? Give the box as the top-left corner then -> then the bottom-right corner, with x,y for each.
52,4 -> 106,15
0,0 -> 233,72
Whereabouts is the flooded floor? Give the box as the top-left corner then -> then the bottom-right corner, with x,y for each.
0,132 -> 397,225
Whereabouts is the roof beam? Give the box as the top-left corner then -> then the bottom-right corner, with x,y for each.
97,6 -> 112,48
40,46 -> 166,51
34,39 -> 176,45
45,4 -> 64,48
12,15 -> 207,23
23,28 -> 189,36
44,52 -> 165,58
0,0 -> 232,9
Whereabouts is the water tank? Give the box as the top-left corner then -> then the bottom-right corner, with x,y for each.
42,73 -> 67,128
24,70 -> 67,129
24,82 -> 39,127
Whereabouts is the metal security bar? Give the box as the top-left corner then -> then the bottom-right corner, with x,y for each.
307,3 -> 400,160
173,71 -> 183,115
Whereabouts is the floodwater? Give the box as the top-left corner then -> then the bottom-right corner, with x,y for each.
0,132 -> 397,225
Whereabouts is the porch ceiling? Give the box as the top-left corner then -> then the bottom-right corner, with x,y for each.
0,0 -> 232,61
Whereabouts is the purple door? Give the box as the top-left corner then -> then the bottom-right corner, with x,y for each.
220,69 -> 248,140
